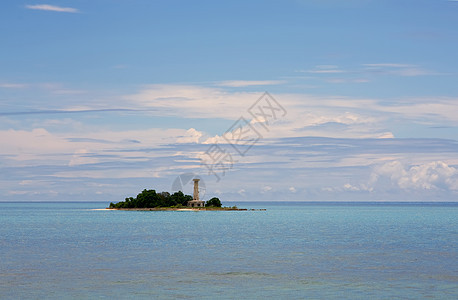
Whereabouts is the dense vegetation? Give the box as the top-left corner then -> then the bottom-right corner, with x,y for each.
205,197 -> 222,207
109,190 -> 192,209
109,189 -> 222,209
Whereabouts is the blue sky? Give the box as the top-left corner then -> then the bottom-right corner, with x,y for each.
1,0 -> 458,201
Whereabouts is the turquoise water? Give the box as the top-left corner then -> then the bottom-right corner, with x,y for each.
1,202 -> 457,299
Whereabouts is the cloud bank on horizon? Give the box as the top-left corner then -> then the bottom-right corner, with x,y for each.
0,0 -> 457,201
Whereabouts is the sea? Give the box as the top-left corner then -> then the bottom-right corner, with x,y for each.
0,201 -> 457,299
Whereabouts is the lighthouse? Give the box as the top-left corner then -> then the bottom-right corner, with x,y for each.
187,178 -> 205,208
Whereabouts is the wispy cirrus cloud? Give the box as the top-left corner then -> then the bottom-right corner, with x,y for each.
0,83 -> 28,88
124,84 -> 393,140
363,63 -> 435,77
217,80 -> 286,87
25,4 -> 80,13
4,82 -> 457,140
299,65 -> 346,74
0,81 -> 89,94
363,63 -> 412,68
297,63 -> 438,83
0,108 -> 139,117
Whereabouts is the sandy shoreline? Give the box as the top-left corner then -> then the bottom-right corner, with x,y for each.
92,208 -> 265,211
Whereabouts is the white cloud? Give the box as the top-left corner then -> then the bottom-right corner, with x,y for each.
176,128 -> 204,144
363,63 -> 412,68
261,186 -> 272,193
25,4 -> 79,13
343,183 -> 372,192
308,69 -> 345,74
51,89 -> 87,95
377,132 -> 395,139
0,128 -> 72,162
343,183 -> 360,191
300,65 -> 346,74
126,84 -> 256,120
217,80 -> 286,87
9,83 -> 458,140
377,97 -> 458,124
0,127 -> 206,166
3,81 -> 458,200
0,83 -> 27,88
128,85 -> 394,141
394,68 -> 431,77
68,149 -> 99,167
1,124 -> 456,200
297,63 -> 437,85
370,161 -> 458,191
363,63 -> 434,77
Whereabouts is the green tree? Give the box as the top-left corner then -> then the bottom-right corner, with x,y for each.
108,189 -> 196,208
158,191 -> 171,205
184,195 -> 193,206
170,191 -> 192,206
206,197 -> 222,207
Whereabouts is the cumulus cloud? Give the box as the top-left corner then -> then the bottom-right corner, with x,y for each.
176,128 -> 204,144
370,161 -> 458,191
343,183 -> 362,191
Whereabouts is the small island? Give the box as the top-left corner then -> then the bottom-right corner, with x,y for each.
108,179 -> 264,211
108,189 -> 243,210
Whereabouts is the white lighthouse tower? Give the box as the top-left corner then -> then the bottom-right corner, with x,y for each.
187,178 -> 205,208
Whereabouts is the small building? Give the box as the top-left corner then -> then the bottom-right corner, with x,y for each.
187,178 -> 205,208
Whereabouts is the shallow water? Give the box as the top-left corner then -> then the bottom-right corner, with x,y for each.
1,202 -> 457,299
